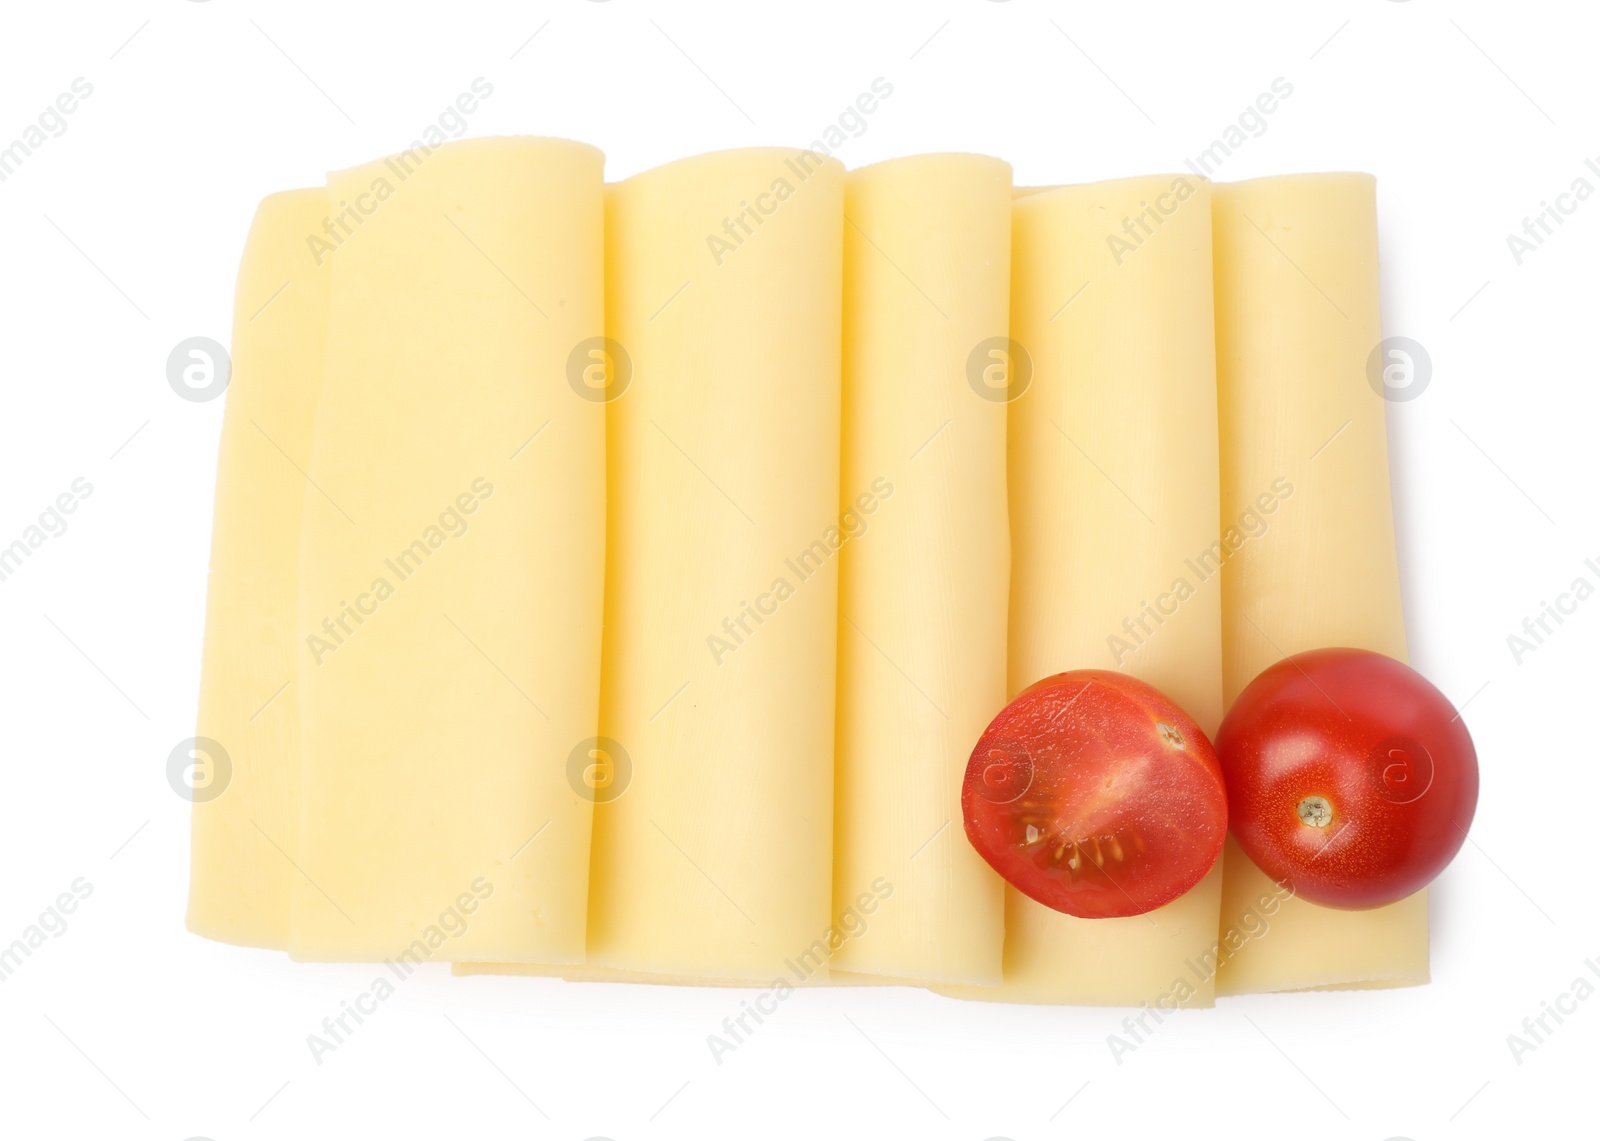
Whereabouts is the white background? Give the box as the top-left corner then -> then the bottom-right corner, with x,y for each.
1,1 -> 1594,1138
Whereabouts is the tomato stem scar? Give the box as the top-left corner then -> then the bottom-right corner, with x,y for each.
1297,795 -> 1333,828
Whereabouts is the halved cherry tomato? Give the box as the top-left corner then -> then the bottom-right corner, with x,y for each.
1215,647 -> 1478,910
961,671 -> 1228,919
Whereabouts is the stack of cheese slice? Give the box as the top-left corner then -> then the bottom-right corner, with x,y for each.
190,142 -> 1426,999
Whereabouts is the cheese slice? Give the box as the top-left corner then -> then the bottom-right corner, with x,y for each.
1210,174 -> 1427,994
186,189 -> 330,949
288,138 -> 606,962
583,149 -> 844,982
939,174 -> 1226,1006
830,154 -> 1011,987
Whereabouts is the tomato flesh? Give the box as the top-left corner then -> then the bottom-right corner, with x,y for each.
1215,647 -> 1479,910
961,670 -> 1228,919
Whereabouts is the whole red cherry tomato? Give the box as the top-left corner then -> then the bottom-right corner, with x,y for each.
962,670 -> 1228,919
1216,647 -> 1478,910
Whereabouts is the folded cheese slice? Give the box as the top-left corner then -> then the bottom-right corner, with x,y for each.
830,154 -> 1011,987
1210,173 -> 1427,994
939,174 -> 1226,1006
186,189 -> 330,949
288,137 -> 606,962
583,149 -> 844,982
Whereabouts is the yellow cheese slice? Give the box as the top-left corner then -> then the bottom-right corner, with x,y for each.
186,189 -> 330,949
829,154 -> 1011,986
1210,174 -> 1427,994
939,174 -> 1226,1006
288,138 -> 606,962
583,149 -> 845,982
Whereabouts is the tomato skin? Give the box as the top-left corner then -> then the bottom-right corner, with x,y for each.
1216,648 -> 1479,910
961,670 -> 1228,920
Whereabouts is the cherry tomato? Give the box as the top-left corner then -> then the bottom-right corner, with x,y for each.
1216,647 -> 1478,910
961,670 -> 1228,919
